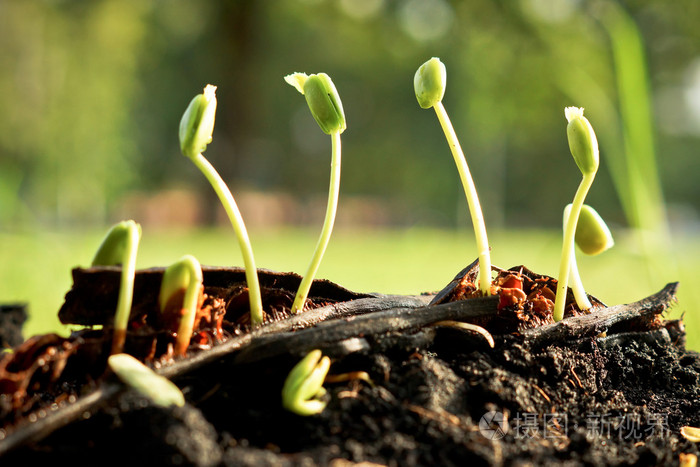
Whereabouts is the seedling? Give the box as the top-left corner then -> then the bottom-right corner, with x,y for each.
281,349 -> 331,416
158,255 -> 204,356
414,57 -> 492,296
108,353 -> 185,408
179,84 -> 264,327
285,72 -> 346,313
91,220 -> 141,355
564,204 -> 614,311
553,107 -> 600,322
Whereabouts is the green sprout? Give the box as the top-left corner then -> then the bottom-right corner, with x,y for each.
414,57 -> 492,296
281,349 -> 331,416
179,84 -> 264,327
92,220 -> 141,355
108,353 -> 185,408
564,204 -> 614,311
285,72 -> 346,314
553,107 -> 600,322
158,255 -> 204,357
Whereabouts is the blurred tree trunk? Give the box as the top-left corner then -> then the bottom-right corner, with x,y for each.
200,0 -> 261,226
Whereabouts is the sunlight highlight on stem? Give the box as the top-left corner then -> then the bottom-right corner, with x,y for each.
292,131 -> 342,313
553,172 -> 596,321
568,247 -> 593,311
191,153 -> 264,326
433,102 -> 491,295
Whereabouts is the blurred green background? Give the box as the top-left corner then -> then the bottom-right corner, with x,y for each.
0,0 -> 698,348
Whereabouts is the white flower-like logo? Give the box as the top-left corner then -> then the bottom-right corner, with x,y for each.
479,411 -> 509,440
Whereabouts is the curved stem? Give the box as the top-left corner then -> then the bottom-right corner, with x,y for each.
191,153 -> 264,327
111,226 -> 140,355
569,247 -> 593,311
553,172 -> 596,321
433,102 -> 491,295
292,131 -> 342,313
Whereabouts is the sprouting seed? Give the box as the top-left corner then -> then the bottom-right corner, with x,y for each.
285,72 -> 346,314
158,255 -> 204,356
564,204 -> 614,311
92,220 -> 141,355
553,107 -> 600,321
414,57 -> 492,295
281,349 -> 331,416
179,85 -> 264,327
108,353 -> 185,408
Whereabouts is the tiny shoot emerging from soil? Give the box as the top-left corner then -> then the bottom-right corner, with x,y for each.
414,57 -> 491,296
564,204 -> 614,311
179,85 -> 264,327
285,72 -> 346,314
108,353 -> 185,408
553,107 -> 600,322
282,349 -> 331,416
158,255 -> 204,356
91,220 -> 141,355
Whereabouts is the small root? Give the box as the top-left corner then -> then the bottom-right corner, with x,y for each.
431,320 -> 495,348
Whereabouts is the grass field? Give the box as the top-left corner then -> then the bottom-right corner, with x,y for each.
1,226 -> 697,350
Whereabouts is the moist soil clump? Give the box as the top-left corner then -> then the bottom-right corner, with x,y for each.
0,263 -> 698,466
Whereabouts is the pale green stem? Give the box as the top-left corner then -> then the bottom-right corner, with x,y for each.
174,260 -> 203,356
569,246 -> 593,311
553,173 -> 596,321
291,131 -> 342,313
191,152 -> 264,327
282,353 -> 331,416
111,226 -> 140,355
433,102 -> 491,295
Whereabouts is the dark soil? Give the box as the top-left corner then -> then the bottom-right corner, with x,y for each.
0,262 -> 698,466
